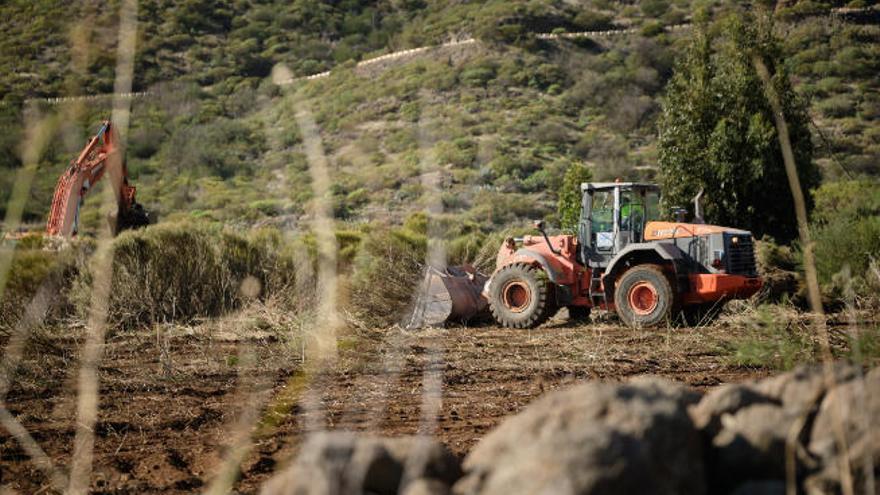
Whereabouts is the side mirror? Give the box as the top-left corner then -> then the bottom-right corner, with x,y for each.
533,219 -> 546,232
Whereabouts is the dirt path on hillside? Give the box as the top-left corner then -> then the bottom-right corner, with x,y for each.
1,316 -> 771,493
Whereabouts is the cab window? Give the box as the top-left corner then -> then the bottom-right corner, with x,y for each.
645,189 -> 661,222
591,190 -> 614,250
619,190 -> 646,232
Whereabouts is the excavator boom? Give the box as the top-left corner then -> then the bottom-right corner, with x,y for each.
46,120 -> 148,238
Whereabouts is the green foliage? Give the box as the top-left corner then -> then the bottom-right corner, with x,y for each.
817,94 -> 856,118
846,326 -> 880,368
0,237 -> 85,330
811,180 -> 880,225
641,0 -> 670,18
730,305 -> 818,370
657,12 -> 818,242
810,180 -> 880,294
0,0 -> 877,253
557,162 -> 592,233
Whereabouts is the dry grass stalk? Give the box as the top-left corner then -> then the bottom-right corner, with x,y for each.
68,1 -> 138,492
754,55 -> 855,495
204,349 -> 273,495
417,113 -> 447,438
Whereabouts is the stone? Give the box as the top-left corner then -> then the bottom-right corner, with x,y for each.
454,377 -> 704,495
261,432 -> 461,495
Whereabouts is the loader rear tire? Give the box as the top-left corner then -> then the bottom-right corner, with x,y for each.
614,264 -> 676,328
489,263 -> 555,329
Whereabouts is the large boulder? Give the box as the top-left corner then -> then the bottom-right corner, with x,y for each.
804,366 -> 880,495
261,432 -> 461,495
752,363 -> 859,414
692,363 -> 874,494
454,377 -> 704,495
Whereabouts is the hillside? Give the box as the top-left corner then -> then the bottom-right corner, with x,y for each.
1,4 -> 879,492
0,0 -> 878,234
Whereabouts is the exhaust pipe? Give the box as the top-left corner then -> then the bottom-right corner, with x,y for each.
693,189 -> 705,224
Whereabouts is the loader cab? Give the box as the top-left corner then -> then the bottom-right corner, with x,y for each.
577,182 -> 661,267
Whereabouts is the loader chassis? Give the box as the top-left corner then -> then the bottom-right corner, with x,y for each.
487,182 -> 762,328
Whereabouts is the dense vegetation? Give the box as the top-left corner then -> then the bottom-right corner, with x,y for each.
657,11 -> 818,243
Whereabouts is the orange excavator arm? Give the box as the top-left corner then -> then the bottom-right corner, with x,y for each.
46,120 -> 148,238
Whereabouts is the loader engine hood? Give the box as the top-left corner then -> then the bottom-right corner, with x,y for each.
643,221 -> 742,240
644,221 -> 758,277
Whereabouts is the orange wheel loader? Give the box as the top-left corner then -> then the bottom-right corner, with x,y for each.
411,182 -> 762,329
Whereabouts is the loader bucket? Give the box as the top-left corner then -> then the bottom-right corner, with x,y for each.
406,265 -> 490,329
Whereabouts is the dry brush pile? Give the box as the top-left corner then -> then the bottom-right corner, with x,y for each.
1,222 -> 308,335
1,216 -> 525,336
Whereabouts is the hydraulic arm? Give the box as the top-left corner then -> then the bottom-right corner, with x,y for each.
46,120 -> 148,238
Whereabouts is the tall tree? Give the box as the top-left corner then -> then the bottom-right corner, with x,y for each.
557,162 -> 592,233
657,10 -> 818,242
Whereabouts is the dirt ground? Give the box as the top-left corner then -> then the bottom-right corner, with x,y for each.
0,313 -> 775,494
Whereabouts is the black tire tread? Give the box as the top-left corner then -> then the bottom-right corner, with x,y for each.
613,264 -> 676,328
489,263 -> 555,329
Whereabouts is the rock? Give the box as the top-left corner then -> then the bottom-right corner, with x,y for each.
402,479 -> 451,495
690,383 -> 779,437
709,403 -> 802,489
260,432 -> 461,495
753,363 -> 858,414
804,368 -> 880,494
454,377 -> 705,495
694,365 -> 859,493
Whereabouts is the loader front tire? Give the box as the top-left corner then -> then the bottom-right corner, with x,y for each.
614,264 -> 676,328
489,263 -> 555,329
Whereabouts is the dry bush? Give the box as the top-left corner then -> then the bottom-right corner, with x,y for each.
71,222 -> 301,331
0,235 -> 84,333
348,225 -> 426,328
469,226 -> 534,273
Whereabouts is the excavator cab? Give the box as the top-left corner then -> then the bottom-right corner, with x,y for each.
578,182 -> 661,267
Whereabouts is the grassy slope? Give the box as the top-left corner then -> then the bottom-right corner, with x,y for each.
0,0 -> 877,235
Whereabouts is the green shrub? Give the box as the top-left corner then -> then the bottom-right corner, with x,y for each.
811,180 -> 880,225
459,66 -> 497,88
813,216 -> 880,288
814,77 -> 844,96
731,305 -> 818,370
468,226 -> 535,273
641,21 -> 665,38
810,180 -> 880,298
557,162 -> 592,234
817,94 -> 856,118
641,0 -> 670,17
436,138 -> 478,168
0,236 -> 84,330
574,10 -> 613,31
